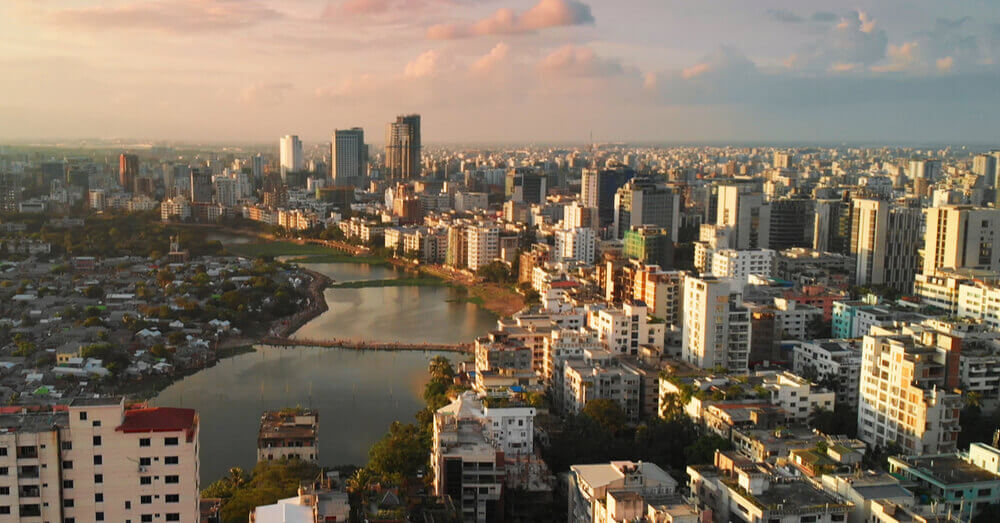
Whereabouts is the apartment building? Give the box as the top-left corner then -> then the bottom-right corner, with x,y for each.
887,442 -> 1000,521
257,409 -> 319,463
922,205 -> 1000,275
0,397 -> 199,522
850,199 -> 923,293
790,339 -> 863,407
587,301 -> 663,356
466,224 -> 500,271
857,328 -> 962,455
757,371 -> 835,423
563,355 -> 642,422
709,249 -> 776,289
554,227 -> 596,265
567,461 -> 678,523
681,275 -> 752,371
474,331 -> 533,373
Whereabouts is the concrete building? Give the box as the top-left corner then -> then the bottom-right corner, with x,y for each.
709,249 -> 776,289
257,409 -> 319,463
581,167 -> 634,227
250,473 -> 350,523
613,178 -> 680,240
331,127 -> 367,187
568,461 -> 678,523
279,134 -> 303,180
857,328 -> 962,455
505,167 -> 546,205
554,227 -> 596,265
813,198 -> 853,255
119,153 -> 138,193
466,224 -> 500,271
475,331 -> 533,373
758,371 -> 835,422
563,355 -> 642,422
768,198 -> 814,250
623,226 -> 674,268
717,184 -> 770,250
850,199 -> 923,293
682,276 -> 751,371
791,339 -> 863,407
385,114 -> 421,180
922,205 -> 1000,275
0,397 -> 199,522
887,443 -> 1000,521
588,302 -> 662,356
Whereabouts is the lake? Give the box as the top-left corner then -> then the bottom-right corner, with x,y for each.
153,234 -> 497,483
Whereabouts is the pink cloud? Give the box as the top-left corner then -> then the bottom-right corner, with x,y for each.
936,56 -> 954,72
427,0 -> 593,40
405,49 -> 440,78
537,45 -> 624,77
44,0 -> 280,34
471,43 -> 512,73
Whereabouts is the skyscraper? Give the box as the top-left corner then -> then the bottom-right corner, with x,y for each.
972,154 -> 997,179
189,168 -> 213,203
717,183 -> 770,250
0,172 -> 20,213
279,135 -> 303,181
505,167 -> 546,204
682,275 -> 751,371
768,198 -> 815,250
850,199 -> 923,292
813,197 -> 852,254
331,128 -> 367,187
612,177 -> 680,240
909,158 -> 940,182
385,114 -> 421,179
922,205 -> 1000,275
119,153 -> 138,193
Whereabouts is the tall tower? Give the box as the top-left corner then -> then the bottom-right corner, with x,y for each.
385,115 -> 421,180
279,135 -> 303,181
717,183 -> 770,250
612,177 -> 679,240
119,153 -> 138,193
923,205 -> 1000,275
331,128 -> 367,187
850,199 -> 923,292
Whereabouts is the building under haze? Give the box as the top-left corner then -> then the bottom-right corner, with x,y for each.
279,134 -> 303,181
385,114 -> 421,180
119,153 -> 138,193
717,183 -> 770,250
851,199 -> 923,293
613,177 -> 680,240
581,167 -> 634,227
331,127 -> 367,187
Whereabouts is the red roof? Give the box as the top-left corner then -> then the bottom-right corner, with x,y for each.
0,405 -> 68,415
117,407 -> 197,440
549,281 -> 580,289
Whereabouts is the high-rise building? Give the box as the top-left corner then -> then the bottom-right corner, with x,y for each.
554,227 -> 596,264
504,167 -> 546,204
923,205 -> 1000,275
119,153 -> 139,193
909,158 -> 940,182
850,199 -> 923,292
581,167 -> 634,227
0,172 -> 20,213
279,135 -> 303,180
613,177 -> 680,240
466,224 -> 500,271
768,198 -> 814,250
0,397 -> 200,522
252,154 -> 265,180
622,226 -> 673,268
189,168 -> 214,203
681,275 -> 751,371
717,183 -> 770,250
385,114 -> 421,179
973,154 -> 997,180
813,198 -> 852,254
857,327 -> 962,455
331,128 -> 367,187
773,151 -> 791,169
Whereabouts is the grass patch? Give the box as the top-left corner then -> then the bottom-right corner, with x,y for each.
330,277 -> 447,289
227,241 -> 387,266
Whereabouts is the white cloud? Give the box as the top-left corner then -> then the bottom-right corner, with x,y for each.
404,49 -> 440,78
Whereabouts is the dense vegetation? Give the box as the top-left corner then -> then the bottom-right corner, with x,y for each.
201,459 -> 322,523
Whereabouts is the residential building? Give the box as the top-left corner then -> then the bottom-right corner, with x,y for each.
588,301 -> 662,356
888,443 -> 1000,521
922,205 -> 1000,275
568,461 -> 678,523
857,328 -> 962,455
466,224 -> 500,271
850,199 -> 923,293
257,409 -> 319,463
563,354 -> 642,422
119,153 -> 138,192
474,331 -> 533,373
554,227 -> 596,265
758,371 -> 835,422
623,226 -> 674,268
581,167 -> 634,227
505,167 -> 546,204
613,178 -> 680,240
790,339 -> 863,407
682,276 -> 751,371
0,397 -> 200,522
717,184 -> 770,250
709,249 -> 776,289
250,473 -> 350,523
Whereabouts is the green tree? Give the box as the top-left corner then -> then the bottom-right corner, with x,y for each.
365,422 -> 428,485
582,399 -> 626,435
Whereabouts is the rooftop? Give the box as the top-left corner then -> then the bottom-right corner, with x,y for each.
69,396 -> 123,407
117,407 -> 198,435
893,454 -> 1000,485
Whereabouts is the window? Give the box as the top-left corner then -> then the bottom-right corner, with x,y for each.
165,475 -> 179,484
140,495 -> 152,504
141,516 -> 153,523
0,467 -> 8,475
61,442 -> 72,451
0,487 -> 8,495
0,507 -> 8,515
92,421 -> 101,427
79,412 -> 87,421
63,499 -> 74,508
139,457 -> 151,467
165,494 -> 179,503
164,437 -> 178,446
94,474 -> 103,484
139,438 -> 150,447
166,514 -> 180,522
65,518 -> 75,523
93,436 -> 102,446
93,455 -> 102,466
140,477 -> 152,485
0,447 -> 6,456
96,512 -> 104,521
94,493 -> 103,503
61,461 -> 72,470
62,480 -> 73,489
126,501 -> 131,509
164,456 -> 178,465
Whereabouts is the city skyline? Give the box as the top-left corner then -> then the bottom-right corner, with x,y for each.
2,0 -> 998,144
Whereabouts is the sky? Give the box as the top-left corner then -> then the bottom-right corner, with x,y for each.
1,0 -> 998,145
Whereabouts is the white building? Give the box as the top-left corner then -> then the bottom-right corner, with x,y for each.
466,224 -> 500,271
563,354 -> 642,422
0,397 -> 200,522
279,134 -> 304,180
588,302 -> 663,355
717,184 -> 770,250
791,339 -> 863,408
709,249 -> 776,288
568,461 -> 678,523
923,205 -> 1000,275
555,227 -> 596,265
758,371 -> 835,422
851,199 -> 923,293
682,275 -> 751,371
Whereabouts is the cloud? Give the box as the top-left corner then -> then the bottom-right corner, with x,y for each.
681,46 -> 755,80
427,0 -> 594,40
766,9 -> 802,24
870,42 -> 919,72
314,74 -> 379,99
404,49 -> 440,78
537,45 -> 625,77
811,12 -> 838,23
471,43 -> 511,73
788,10 -> 888,72
240,82 -> 293,105
44,0 -> 280,34
936,56 -> 954,72
336,0 -> 394,15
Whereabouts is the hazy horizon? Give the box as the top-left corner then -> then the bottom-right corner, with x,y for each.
2,0 -> 998,144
